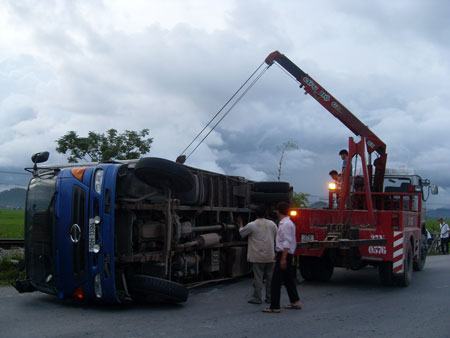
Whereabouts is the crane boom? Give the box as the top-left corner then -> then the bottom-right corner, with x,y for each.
265,51 -> 387,191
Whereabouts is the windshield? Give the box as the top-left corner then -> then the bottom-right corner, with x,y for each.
384,177 -> 412,193
25,176 -> 57,292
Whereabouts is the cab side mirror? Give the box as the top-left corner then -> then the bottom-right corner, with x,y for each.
431,184 -> 439,195
31,151 -> 50,176
31,151 -> 49,164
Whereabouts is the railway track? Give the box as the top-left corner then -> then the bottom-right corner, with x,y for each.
0,239 -> 24,249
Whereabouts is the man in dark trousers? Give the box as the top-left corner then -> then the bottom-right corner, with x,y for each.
263,202 -> 303,313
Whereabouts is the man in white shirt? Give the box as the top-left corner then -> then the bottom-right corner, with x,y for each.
439,218 -> 449,255
263,202 -> 302,313
239,206 -> 277,304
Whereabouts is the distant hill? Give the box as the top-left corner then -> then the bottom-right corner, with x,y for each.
426,208 -> 450,219
0,188 -> 26,209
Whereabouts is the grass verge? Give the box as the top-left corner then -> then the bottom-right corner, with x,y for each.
0,209 -> 24,238
0,251 -> 25,286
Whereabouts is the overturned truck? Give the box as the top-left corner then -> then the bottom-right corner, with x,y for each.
15,153 -> 291,303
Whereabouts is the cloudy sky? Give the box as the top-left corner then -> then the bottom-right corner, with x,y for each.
1,0 -> 449,207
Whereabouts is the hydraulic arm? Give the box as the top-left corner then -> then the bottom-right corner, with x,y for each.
265,51 -> 387,192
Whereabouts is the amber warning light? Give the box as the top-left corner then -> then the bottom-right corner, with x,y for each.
328,182 -> 337,190
289,210 -> 298,217
71,167 -> 86,181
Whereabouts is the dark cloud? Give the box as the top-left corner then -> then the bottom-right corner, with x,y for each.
334,1 -> 450,47
0,0 -> 449,208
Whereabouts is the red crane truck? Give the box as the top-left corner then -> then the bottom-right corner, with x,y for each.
265,51 -> 437,286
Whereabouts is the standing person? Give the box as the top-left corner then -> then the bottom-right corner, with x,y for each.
339,149 -> 351,175
263,202 -> 302,313
439,218 -> 449,255
426,228 -> 433,248
338,149 -> 353,208
238,206 -> 277,304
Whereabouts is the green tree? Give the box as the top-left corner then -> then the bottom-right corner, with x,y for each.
56,129 -> 153,163
292,191 -> 309,208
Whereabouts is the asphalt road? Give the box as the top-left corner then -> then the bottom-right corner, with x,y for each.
1,255 -> 449,338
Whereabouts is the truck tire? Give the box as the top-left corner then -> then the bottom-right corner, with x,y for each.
252,182 -> 291,193
395,242 -> 413,287
378,262 -> 394,286
413,235 -> 427,271
299,257 -> 315,281
175,174 -> 201,205
134,157 -> 195,193
127,275 -> 189,303
250,192 -> 291,204
313,257 -> 334,282
299,256 -> 333,282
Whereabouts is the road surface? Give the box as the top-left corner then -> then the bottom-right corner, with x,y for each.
1,255 -> 449,338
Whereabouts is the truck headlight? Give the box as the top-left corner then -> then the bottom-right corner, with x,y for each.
94,273 -> 103,298
94,169 -> 104,194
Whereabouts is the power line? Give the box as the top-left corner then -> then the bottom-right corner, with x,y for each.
186,64 -> 270,159
0,170 -> 30,176
0,183 -> 27,186
180,61 -> 267,157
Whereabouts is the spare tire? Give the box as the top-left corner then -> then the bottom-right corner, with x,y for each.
134,157 -> 195,193
127,275 -> 188,303
253,182 -> 291,193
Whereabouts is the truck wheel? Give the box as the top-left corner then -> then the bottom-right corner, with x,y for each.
399,243 -> 414,286
134,157 -> 195,193
413,235 -> 427,271
252,182 -> 291,193
299,257 -> 315,281
314,257 -> 334,282
127,275 -> 189,303
395,242 -> 413,287
175,174 -> 201,205
378,262 -> 394,286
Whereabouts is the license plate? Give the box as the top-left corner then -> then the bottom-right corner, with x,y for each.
88,220 -> 96,252
301,234 -> 314,243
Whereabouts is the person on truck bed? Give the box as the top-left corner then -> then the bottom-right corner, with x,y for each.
339,149 -> 352,175
439,218 -> 449,255
263,202 -> 303,313
238,206 -> 277,304
329,169 -> 342,190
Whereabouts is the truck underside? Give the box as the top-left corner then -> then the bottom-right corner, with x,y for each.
112,158 -> 291,302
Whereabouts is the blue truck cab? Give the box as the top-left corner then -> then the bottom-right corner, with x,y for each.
16,152 -> 292,304
19,157 -> 122,302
